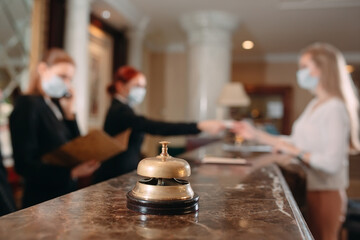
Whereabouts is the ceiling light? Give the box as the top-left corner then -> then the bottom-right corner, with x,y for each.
102,10 -> 111,19
346,65 -> 355,73
242,40 -> 254,50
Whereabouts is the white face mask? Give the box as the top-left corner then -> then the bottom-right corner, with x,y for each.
41,75 -> 69,98
128,87 -> 146,106
296,68 -> 319,91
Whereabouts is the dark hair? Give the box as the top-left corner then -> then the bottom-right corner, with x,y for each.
107,66 -> 141,96
27,48 -> 75,95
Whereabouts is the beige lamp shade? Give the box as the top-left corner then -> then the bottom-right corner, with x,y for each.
217,82 -> 250,107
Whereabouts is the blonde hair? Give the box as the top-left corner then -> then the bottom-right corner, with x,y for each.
27,48 -> 75,95
301,43 -> 360,152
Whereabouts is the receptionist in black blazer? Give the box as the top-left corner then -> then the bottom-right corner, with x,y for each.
94,66 -> 225,183
9,48 -> 100,208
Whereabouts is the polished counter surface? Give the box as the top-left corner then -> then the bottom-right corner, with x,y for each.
0,142 -> 312,239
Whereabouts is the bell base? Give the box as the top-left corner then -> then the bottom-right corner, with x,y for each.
126,191 -> 199,215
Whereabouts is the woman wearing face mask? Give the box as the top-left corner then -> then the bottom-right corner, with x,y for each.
94,66 -> 225,183
9,48 -> 100,208
233,43 -> 360,240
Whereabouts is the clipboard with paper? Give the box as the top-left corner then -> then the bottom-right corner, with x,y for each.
42,129 -> 131,168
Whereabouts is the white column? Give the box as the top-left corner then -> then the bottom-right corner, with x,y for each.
127,18 -> 149,116
127,17 -> 149,70
180,11 -> 239,121
64,0 -> 90,134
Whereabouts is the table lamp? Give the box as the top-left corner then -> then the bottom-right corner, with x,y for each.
217,82 -> 250,120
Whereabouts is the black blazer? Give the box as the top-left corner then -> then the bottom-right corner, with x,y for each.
9,95 -> 80,207
94,98 -> 200,183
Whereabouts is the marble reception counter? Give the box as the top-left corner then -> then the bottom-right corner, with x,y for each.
0,142 -> 312,240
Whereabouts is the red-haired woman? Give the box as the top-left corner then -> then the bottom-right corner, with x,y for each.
10,48 -> 100,208
94,66 -> 225,182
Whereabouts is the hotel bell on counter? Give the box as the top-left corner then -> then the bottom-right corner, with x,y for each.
127,141 -> 199,215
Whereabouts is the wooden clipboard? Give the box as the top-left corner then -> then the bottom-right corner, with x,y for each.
42,129 -> 131,168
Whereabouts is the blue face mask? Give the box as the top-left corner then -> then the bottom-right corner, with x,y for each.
128,87 -> 146,106
296,68 -> 319,91
41,75 -> 69,98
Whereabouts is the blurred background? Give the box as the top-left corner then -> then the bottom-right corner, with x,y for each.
0,0 -> 360,204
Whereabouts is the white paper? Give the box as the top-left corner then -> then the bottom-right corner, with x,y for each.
222,120 -> 235,129
202,156 -> 248,165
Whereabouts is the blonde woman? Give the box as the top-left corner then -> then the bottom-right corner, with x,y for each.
233,43 -> 359,240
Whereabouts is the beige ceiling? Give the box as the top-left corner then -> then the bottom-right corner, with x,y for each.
93,0 -> 360,56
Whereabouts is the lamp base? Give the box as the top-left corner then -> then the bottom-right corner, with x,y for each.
126,191 -> 199,215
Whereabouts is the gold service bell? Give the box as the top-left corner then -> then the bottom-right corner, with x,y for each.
126,141 -> 199,215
